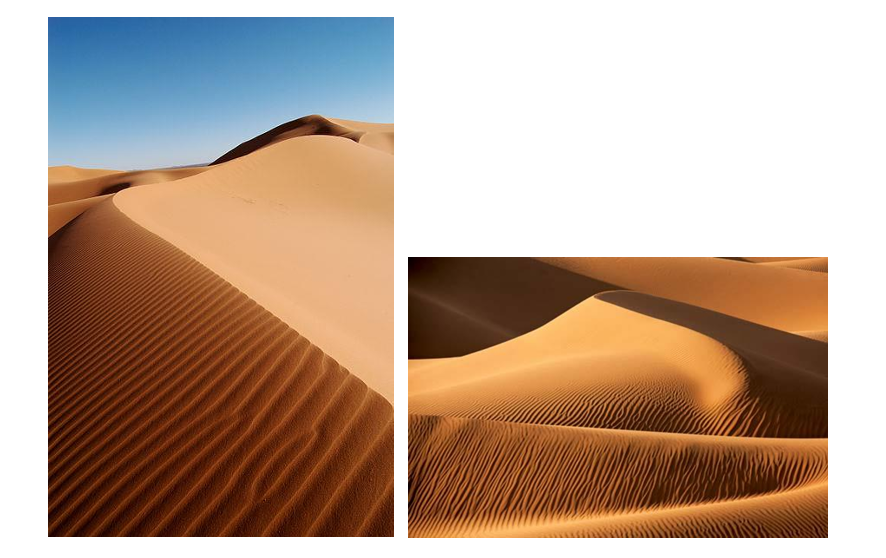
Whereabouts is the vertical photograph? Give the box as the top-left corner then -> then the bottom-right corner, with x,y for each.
408,257 -> 827,537
48,17 -> 393,536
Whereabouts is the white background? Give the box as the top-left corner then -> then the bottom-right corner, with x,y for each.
4,0 -> 884,553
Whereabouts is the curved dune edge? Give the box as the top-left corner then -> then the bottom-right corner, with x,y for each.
760,257 -> 828,273
358,131 -> 394,155
48,167 -> 212,237
49,167 -> 209,205
211,115 -> 394,164
408,415 -> 826,538
535,257 -> 827,333
329,118 -> 394,155
408,257 -> 620,358
740,257 -> 816,263
115,135 -> 393,402
48,194 -> 112,236
408,257 -> 827,360
796,330 -> 829,343
410,293 -> 826,439
49,200 -> 393,536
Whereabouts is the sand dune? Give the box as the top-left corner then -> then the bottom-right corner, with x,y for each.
49,116 -> 393,536
409,257 -> 826,537
329,118 -> 395,154
759,257 -> 828,273
212,115 -> 394,164
409,257 -> 618,358
536,257 -> 827,333
49,165 -> 119,184
796,330 -> 829,343
411,293 -> 826,438
409,257 -> 827,358
116,135 -> 393,402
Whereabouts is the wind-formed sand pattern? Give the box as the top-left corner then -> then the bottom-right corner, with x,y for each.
49,116 -> 394,536
408,257 -> 827,537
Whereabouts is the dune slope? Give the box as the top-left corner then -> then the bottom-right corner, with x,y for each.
49,200 -> 393,536
115,135 -> 393,402
409,416 -> 826,538
49,165 -> 120,184
408,257 -> 618,358
48,194 -> 112,236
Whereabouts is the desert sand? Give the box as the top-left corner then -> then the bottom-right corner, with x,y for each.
49,116 -> 393,536
47,166 -> 209,235
408,257 -> 827,537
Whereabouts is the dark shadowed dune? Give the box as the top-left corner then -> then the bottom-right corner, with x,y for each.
211,115 -> 364,165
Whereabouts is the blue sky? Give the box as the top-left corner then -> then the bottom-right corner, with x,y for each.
49,17 -> 393,169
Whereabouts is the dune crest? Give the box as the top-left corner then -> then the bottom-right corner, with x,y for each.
535,257 -> 827,332
411,294 -> 826,439
211,115 -> 394,164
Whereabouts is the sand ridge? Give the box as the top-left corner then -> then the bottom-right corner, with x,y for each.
536,257 -> 827,333
49,165 -> 120,184
212,115 -> 393,164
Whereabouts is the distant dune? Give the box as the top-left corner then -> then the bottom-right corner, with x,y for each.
212,115 -> 393,164
409,257 -> 827,538
49,165 -> 119,184
47,167 -> 209,235
49,116 -> 394,536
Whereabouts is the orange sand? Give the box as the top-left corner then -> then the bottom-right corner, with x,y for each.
408,257 -> 827,538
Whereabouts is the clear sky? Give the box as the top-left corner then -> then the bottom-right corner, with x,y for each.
49,17 -> 394,169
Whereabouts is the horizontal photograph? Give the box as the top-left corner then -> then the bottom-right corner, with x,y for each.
408,257 -> 827,537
